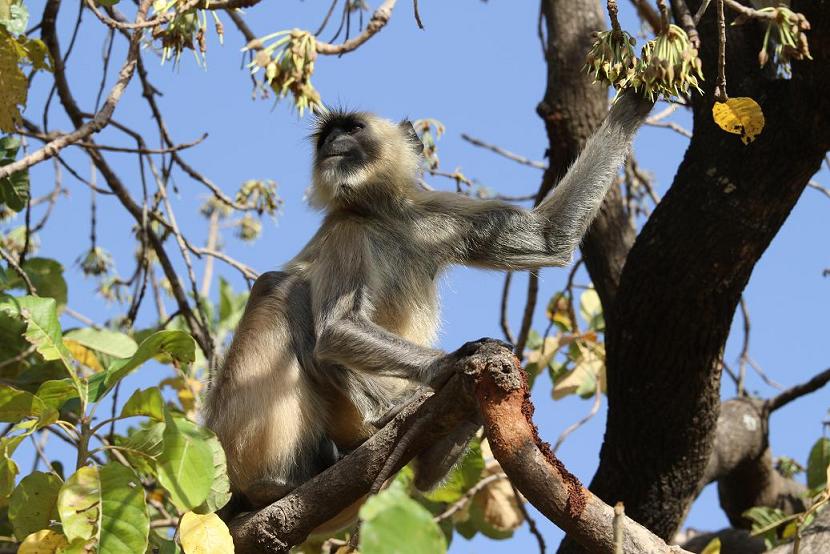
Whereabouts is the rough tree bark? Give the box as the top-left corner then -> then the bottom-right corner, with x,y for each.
559,1 -> 830,551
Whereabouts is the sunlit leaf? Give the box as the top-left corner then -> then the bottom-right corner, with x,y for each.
0,296 -> 79,391
63,340 -> 103,373
58,463 -> 149,553
0,28 -> 27,132
97,463 -> 149,554
0,385 -> 55,425
179,511 -> 234,554
120,387 -> 164,421
700,537 -> 721,554
712,97 -> 765,145
17,529 -> 68,554
9,471 -> 62,540
104,330 -> 195,392
193,429 -> 231,514
63,328 -> 138,360
57,466 -> 98,543
35,379 -> 77,412
157,410 -> 213,511
360,482 -> 446,554
807,437 -> 830,490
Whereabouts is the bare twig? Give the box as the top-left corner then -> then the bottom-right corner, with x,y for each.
693,0 -> 712,24
64,307 -> 101,329
766,367 -> 830,413
671,0 -> 700,48
512,482 -> 547,554
0,3 -> 147,180
628,0 -> 662,31
613,502 -> 625,554
16,128 -> 208,155
316,0 -> 396,55
0,246 -> 36,295
500,272 -> 516,345
514,273 -> 539,358
656,0 -> 670,32
808,180 -> 830,199
714,0 -> 728,103
461,134 -> 547,169
607,0 -> 622,33
553,385 -> 603,453
433,472 -> 507,522
413,0 -> 424,29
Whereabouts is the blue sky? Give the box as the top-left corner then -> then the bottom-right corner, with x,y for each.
10,1 -> 829,551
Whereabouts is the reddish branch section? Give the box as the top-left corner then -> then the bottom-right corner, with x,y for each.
468,344 -> 686,553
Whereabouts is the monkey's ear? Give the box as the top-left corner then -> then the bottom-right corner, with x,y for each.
399,120 -> 425,155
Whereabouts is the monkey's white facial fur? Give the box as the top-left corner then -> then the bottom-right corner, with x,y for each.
310,110 -> 424,211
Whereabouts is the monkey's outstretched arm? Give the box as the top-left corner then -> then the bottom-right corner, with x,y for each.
431,91 -> 653,269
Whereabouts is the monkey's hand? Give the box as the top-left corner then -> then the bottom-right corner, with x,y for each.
426,337 -> 514,389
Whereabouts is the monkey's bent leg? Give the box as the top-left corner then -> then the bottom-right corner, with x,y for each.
413,420 -> 481,491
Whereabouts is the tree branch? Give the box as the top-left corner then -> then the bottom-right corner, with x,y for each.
0,4 -> 146,180
766,366 -> 830,413
315,0 -> 397,55
228,341 -> 686,553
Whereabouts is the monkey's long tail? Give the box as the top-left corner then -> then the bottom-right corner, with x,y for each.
369,413 -> 433,495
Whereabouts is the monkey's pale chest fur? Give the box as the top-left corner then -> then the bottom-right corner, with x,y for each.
309,214 -> 442,347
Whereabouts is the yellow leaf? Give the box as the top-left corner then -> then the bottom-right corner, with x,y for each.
553,342 -> 605,400
180,511 -> 235,554
63,339 -> 104,373
476,439 -> 524,532
712,97 -> 765,145
782,520 -> 799,539
18,530 -> 68,554
0,27 -> 28,132
700,537 -> 721,554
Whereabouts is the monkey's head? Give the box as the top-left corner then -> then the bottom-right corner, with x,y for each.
309,110 -> 424,211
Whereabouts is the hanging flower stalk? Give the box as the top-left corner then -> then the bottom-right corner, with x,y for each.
584,29 -> 638,88
757,7 -> 811,70
244,29 -> 323,116
631,25 -> 703,100
151,2 -> 224,66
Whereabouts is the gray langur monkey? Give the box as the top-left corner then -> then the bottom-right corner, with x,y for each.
204,91 -> 653,525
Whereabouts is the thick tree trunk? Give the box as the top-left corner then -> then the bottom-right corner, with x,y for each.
556,1 -> 829,551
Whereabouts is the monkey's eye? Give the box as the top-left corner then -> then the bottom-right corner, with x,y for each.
347,122 -> 365,134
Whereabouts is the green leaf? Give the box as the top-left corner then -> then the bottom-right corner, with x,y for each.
423,437 -> 483,503
117,422 -> 165,476
0,296 -> 79,390
744,506 -> 788,549
807,437 -> 830,490
64,328 -> 138,359
58,463 -> 150,553
700,537 -> 721,554
57,466 -> 98,543
360,483 -> 447,554
193,430 -> 232,514
0,31 -> 27,133
0,135 -> 29,211
120,387 -> 164,421
156,411 -> 213,511
0,438 -> 20,498
35,379 -> 78,412
1,258 -> 67,306
98,463 -> 149,554
0,385 -> 56,426
104,330 -> 195,392
9,471 -> 62,540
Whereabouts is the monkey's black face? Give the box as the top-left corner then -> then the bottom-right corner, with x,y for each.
313,113 -> 379,175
